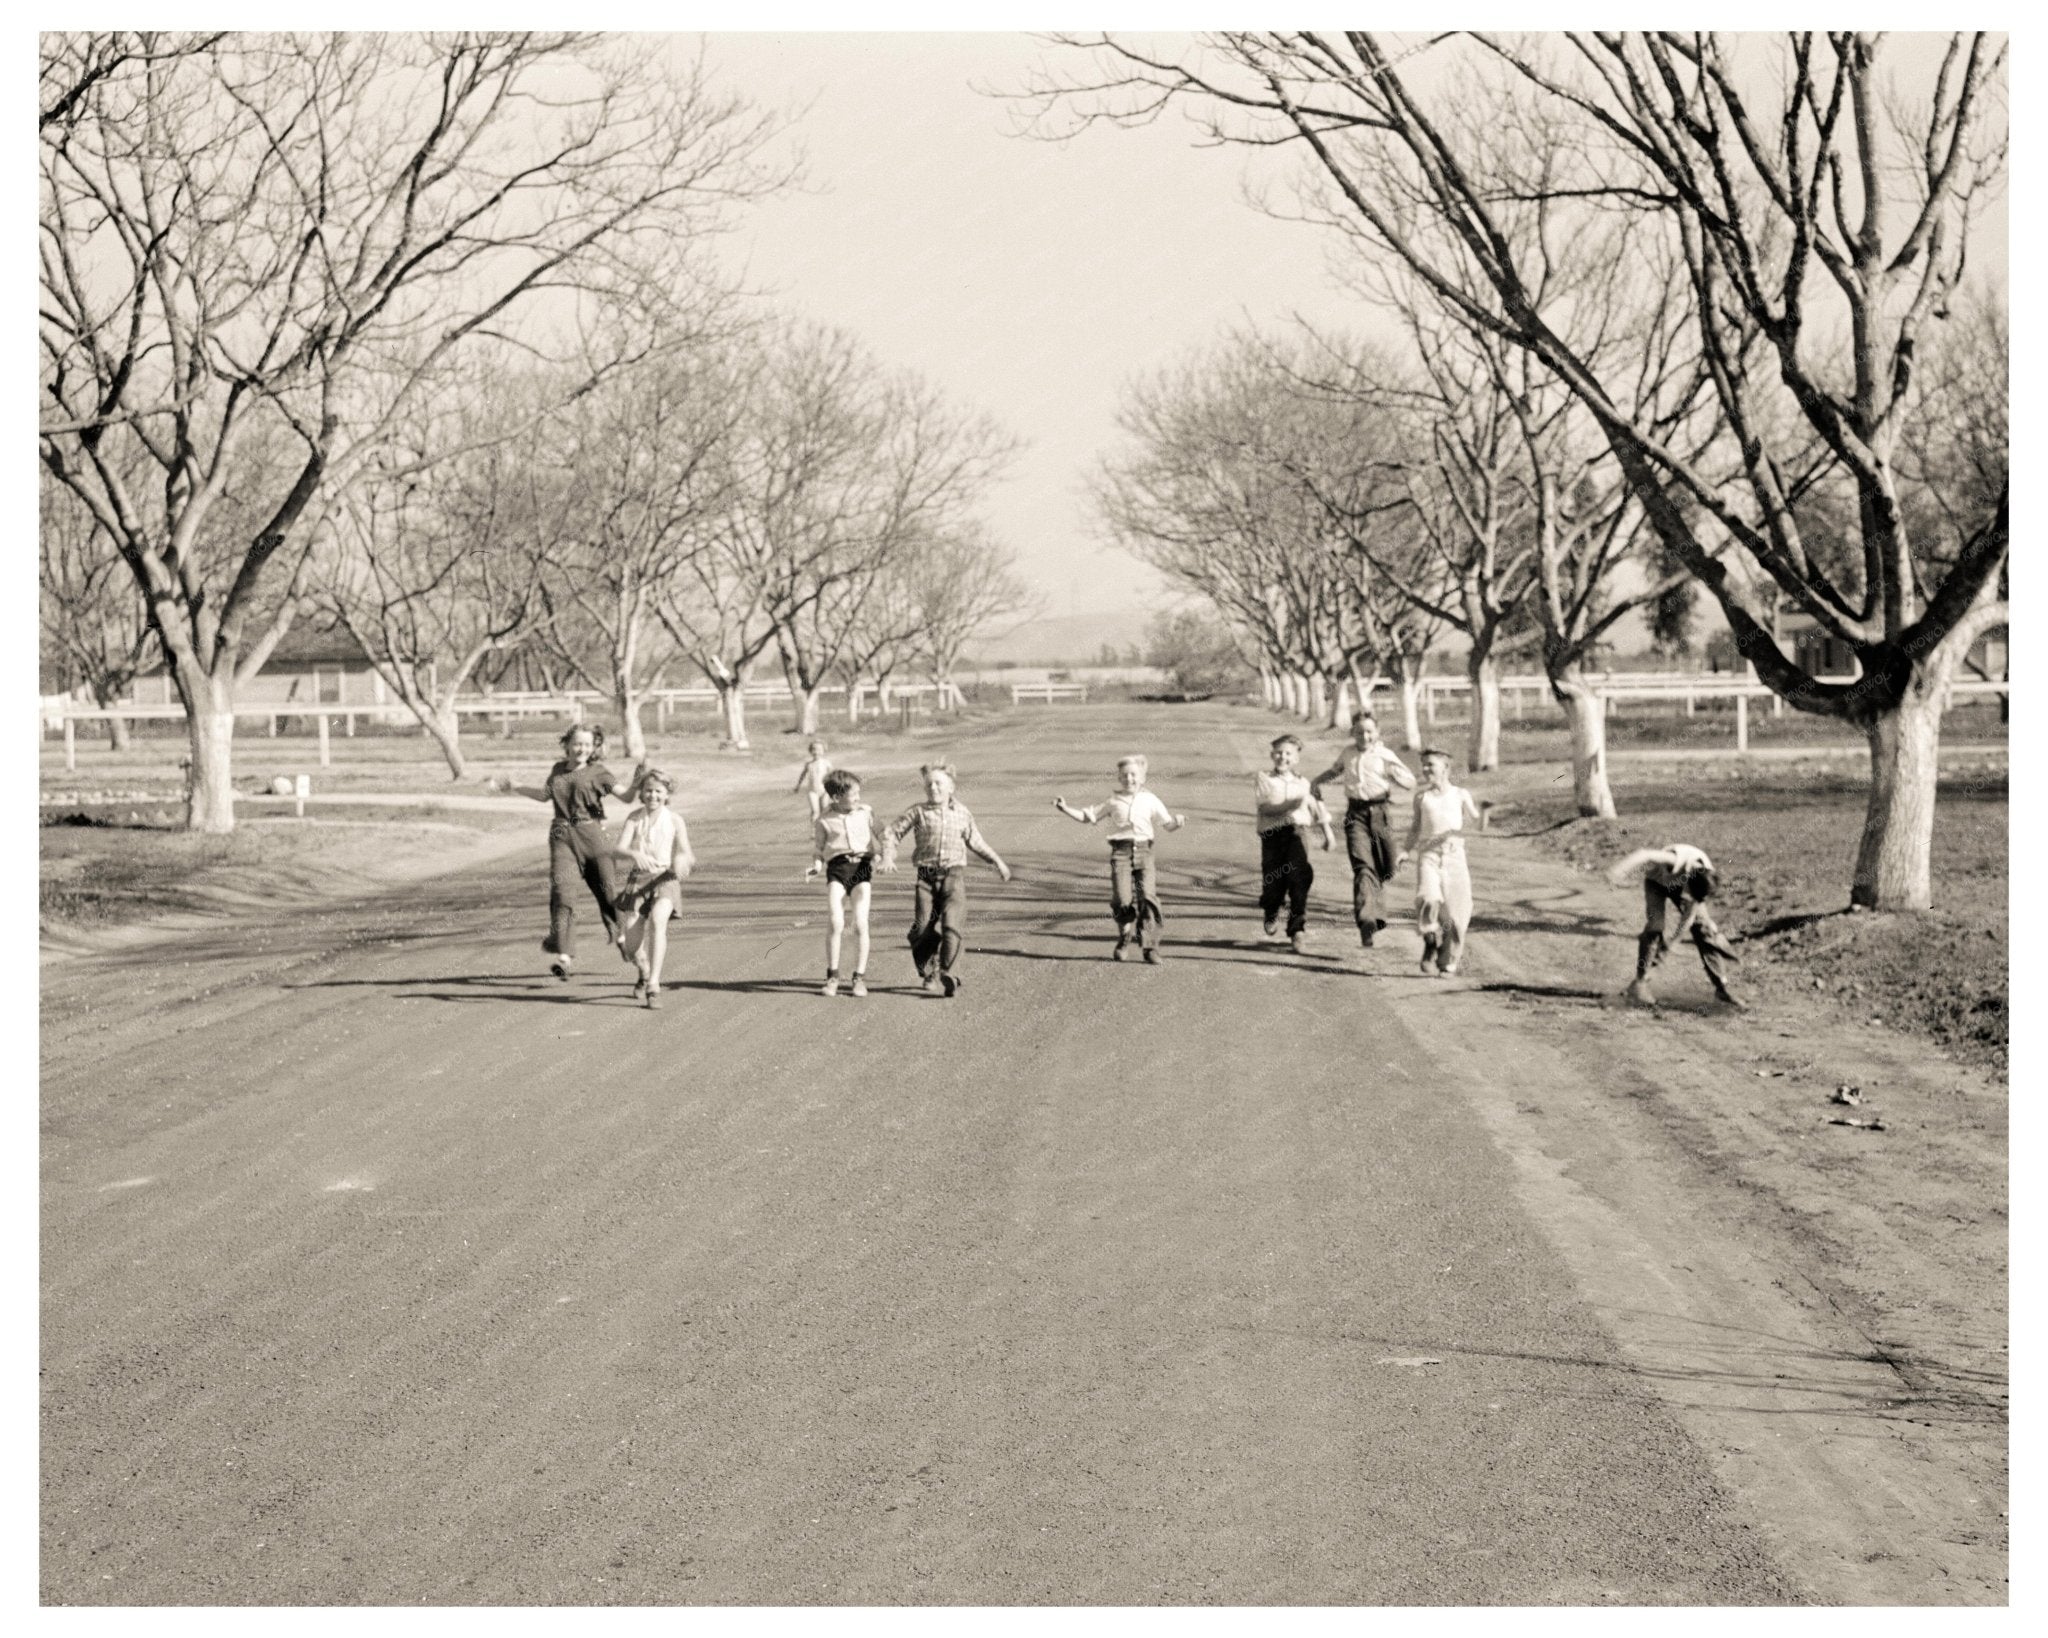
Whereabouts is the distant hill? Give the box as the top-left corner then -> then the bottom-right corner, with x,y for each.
966,610 -> 1150,667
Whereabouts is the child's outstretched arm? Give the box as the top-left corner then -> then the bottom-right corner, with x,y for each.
1311,796 -> 1337,850
964,816 -> 1012,881
877,809 -> 914,872
488,774 -> 551,802
1053,797 -> 1095,823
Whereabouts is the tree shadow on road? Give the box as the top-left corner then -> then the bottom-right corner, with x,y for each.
661,975 -> 891,997
1468,980 -> 1613,1004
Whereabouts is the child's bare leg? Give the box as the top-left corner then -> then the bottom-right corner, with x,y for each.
643,902 -> 673,997
826,881 -> 848,976
850,881 -> 872,975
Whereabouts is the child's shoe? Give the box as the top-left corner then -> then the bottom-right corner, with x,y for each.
1712,986 -> 1746,1010
849,974 -> 868,998
643,983 -> 661,1010
1112,938 -> 1128,962
821,976 -> 841,998
1624,977 -> 1657,1008
1289,930 -> 1308,955
920,971 -> 943,995
1263,915 -> 1280,938
551,954 -> 573,982
1142,947 -> 1162,964
632,975 -> 648,1004
1418,935 -> 1437,974
940,972 -> 961,998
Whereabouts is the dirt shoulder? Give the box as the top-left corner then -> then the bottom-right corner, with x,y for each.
1419,827 -> 2008,1600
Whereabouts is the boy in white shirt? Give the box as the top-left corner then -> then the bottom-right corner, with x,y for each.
611,768 -> 695,1009
1606,844 -> 1744,1008
1254,733 -> 1338,955
1310,712 -> 1417,948
803,769 -> 876,997
1054,754 -> 1188,962
1395,748 -> 1481,976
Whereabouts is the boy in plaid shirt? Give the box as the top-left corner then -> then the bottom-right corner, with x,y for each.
879,760 -> 1011,997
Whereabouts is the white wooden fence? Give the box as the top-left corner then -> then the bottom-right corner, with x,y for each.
1009,682 -> 1089,704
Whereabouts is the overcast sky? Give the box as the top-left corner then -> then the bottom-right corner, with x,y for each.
686,32 -> 1371,621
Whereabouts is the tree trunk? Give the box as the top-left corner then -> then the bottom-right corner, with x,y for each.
1466,650 -> 1501,771
1397,657 -> 1425,751
796,687 -> 823,735
716,681 -> 750,750
182,683 -> 237,834
423,702 -> 467,781
1329,673 -> 1353,730
1307,672 -> 1328,723
1853,686 -> 1944,911
105,713 -> 131,751
1553,673 -> 1616,819
615,684 -> 648,762
1260,670 -> 1278,709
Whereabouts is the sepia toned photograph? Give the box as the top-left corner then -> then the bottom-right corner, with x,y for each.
38,27 -> 2008,1609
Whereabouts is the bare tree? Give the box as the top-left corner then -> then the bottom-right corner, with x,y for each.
1098,337 -> 1399,726
906,523 -> 1033,700
316,375 -> 558,778
1031,30 -> 2008,909
723,325 -> 1016,736
41,31 -> 789,830
40,471 -> 157,749
531,342 -> 748,760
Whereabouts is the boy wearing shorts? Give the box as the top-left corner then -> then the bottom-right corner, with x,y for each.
804,769 -> 876,997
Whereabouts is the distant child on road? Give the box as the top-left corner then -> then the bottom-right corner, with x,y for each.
1054,754 -> 1187,962
1310,713 -> 1416,948
1255,733 -> 1337,954
793,739 -> 833,823
804,769 -> 876,998
1607,844 -> 1744,1009
610,767 -> 694,1009
879,761 -> 1011,998
1396,749 -> 1481,976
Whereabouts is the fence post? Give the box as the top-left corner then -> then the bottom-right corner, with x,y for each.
1684,687 -> 1695,718
1735,693 -> 1749,752
317,712 -> 331,768
268,713 -> 278,737
63,716 -> 76,772
345,711 -> 356,737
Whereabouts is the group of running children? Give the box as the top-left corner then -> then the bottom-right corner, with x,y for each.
496,714 -> 1743,1010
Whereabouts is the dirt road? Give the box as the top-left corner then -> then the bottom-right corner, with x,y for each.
41,706 -> 2005,1604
